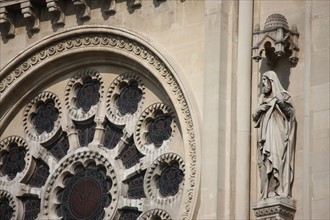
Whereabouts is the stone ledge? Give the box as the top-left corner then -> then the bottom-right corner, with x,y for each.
252,197 -> 296,220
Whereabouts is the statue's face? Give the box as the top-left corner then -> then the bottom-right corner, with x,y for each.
262,76 -> 272,96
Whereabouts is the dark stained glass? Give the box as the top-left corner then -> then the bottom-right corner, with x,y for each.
75,122 -> 96,147
57,165 -> 112,220
20,196 -> 40,220
127,172 -> 146,199
117,82 -> 142,115
117,143 -> 143,169
32,99 -> 59,134
44,133 -> 69,161
148,115 -> 172,146
1,143 -> 26,180
0,198 -> 13,220
103,121 -> 123,150
26,160 -> 50,188
158,162 -> 184,197
76,77 -> 100,112
119,209 -> 142,220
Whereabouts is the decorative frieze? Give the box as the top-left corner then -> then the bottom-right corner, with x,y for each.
0,0 -> 172,39
252,197 -> 296,220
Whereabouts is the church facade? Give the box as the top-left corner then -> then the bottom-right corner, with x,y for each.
0,0 -> 329,219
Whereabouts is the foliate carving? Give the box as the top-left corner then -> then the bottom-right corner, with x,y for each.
0,190 -> 18,220
138,209 -> 171,220
42,150 -> 119,220
72,0 -> 91,20
0,7 -> 14,38
0,28 -> 198,219
23,91 -> 62,144
144,153 -> 185,205
46,0 -> 65,25
106,73 -> 145,125
134,103 -> 176,155
65,69 -> 104,122
20,1 -> 39,32
0,136 -> 30,182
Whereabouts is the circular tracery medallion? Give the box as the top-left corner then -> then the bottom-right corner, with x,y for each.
117,82 -> 143,115
32,100 -> 59,134
77,79 -> 100,112
57,166 -> 112,220
1,143 -> 26,180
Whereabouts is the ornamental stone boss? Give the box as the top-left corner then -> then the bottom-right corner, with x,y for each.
252,71 -> 296,199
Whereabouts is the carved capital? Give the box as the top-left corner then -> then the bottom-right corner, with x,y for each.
72,0 -> 91,20
46,0 -> 65,25
20,1 -> 39,32
0,7 -> 14,37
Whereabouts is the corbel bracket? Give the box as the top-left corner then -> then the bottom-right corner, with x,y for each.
104,0 -> 116,14
72,0 -> 91,20
252,14 -> 299,68
0,7 -> 15,38
132,0 -> 142,9
46,0 -> 65,25
20,1 -> 40,32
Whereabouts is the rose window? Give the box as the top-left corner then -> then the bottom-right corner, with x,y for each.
56,163 -> 112,219
0,67 -> 191,220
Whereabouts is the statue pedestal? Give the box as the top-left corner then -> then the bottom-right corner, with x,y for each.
252,197 -> 296,220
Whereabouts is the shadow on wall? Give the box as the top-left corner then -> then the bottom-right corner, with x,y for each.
259,57 -> 293,91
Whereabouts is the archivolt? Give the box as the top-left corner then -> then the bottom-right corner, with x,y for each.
0,26 -> 200,219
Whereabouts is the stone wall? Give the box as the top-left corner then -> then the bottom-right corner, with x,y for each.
0,0 -> 329,219
251,1 -> 329,219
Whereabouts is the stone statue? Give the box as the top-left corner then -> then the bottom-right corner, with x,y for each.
252,71 -> 296,199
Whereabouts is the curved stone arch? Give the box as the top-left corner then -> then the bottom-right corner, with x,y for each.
0,26 -> 200,219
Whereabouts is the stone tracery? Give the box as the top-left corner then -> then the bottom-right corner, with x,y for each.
0,27 -> 199,220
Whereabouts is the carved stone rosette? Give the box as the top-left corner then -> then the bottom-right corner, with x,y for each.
64,69 -> 104,122
134,103 -> 176,155
252,197 -> 296,220
23,91 -> 62,144
106,72 -> 145,126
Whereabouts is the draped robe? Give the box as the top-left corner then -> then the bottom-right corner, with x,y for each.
253,71 -> 296,199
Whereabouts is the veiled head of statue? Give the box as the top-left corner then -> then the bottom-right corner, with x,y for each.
261,75 -> 272,96
262,71 -> 286,98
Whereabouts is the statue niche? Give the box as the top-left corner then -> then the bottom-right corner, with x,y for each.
252,70 -> 296,199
